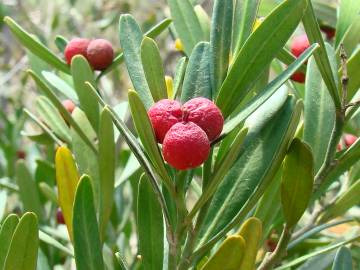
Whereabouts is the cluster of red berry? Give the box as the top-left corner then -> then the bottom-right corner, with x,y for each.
64,38 -> 114,70
148,97 -> 224,170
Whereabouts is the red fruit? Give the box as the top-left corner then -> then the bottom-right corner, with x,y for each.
148,99 -> 183,143
320,25 -> 336,40
182,97 -> 224,141
56,208 -> 65,224
86,39 -> 114,70
162,122 -> 210,170
64,38 -> 90,65
62,99 -> 75,113
291,71 -> 306,83
337,143 -> 342,152
344,134 -> 358,148
291,35 -> 310,57
16,150 -> 26,159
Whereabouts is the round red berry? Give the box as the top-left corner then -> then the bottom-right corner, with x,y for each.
344,134 -> 357,148
148,99 -> 183,143
62,99 -> 76,113
16,150 -> 26,159
56,208 -> 65,224
320,25 -> 336,40
162,122 -> 210,170
182,97 -> 224,141
291,71 -> 306,83
86,39 -> 114,70
64,38 -> 90,65
291,35 -> 310,58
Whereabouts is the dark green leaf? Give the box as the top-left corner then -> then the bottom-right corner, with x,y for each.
54,35 -> 68,53
173,57 -> 188,99
332,247 -> 353,270
73,175 -> 104,270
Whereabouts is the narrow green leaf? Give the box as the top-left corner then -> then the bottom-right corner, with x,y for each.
115,252 -> 129,270
336,18 -> 360,57
335,0 -> 360,49
42,71 -> 78,102
38,182 -> 58,204
3,212 -> 39,270
332,247 -> 353,270
71,55 -> 99,132
200,235 -> 245,270
233,0 -> 261,55
137,174 -> 164,270
98,108 -> 115,239
119,14 -> 154,109
276,48 -> 307,73
73,175 -> 104,270
15,161 -> 43,219
39,231 -> 74,257
304,52 -> 336,173
128,90 -> 172,190
0,215 -> 19,269
216,0 -> 308,117
302,0 -> 340,108
210,0 -> 233,95
281,139 -> 314,228
141,37 -> 168,102
167,0 -> 204,55
35,96 -> 71,143
173,57 -> 188,99
4,17 -> 69,74
194,5 -> 210,40
181,42 -> 211,103
54,35 -> 68,53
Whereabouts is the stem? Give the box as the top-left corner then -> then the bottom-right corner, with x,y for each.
257,225 -> 293,270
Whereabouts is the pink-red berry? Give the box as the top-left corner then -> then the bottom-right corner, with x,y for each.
182,97 -> 224,141
64,38 -> 91,65
56,208 -> 65,224
62,99 -> 76,113
291,71 -> 306,83
86,39 -> 114,70
148,99 -> 183,143
320,25 -> 336,40
162,122 -> 210,170
344,134 -> 357,148
290,35 -> 310,84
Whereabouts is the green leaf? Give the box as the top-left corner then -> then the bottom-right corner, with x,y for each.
71,55 -> 99,132
98,18 -> 172,79
128,90 -> 172,190
3,212 -> 39,270
197,94 -> 301,249
42,71 -> 78,102
302,1 -> 340,108
200,235 -> 245,270
341,48 -> 360,102
210,0 -> 233,94
312,1 -> 337,29
336,18 -> 360,57
0,214 -> 19,269
54,35 -> 68,53
39,231 -> 74,257
173,57 -> 188,99
35,96 -> 71,143
137,174 -> 164,270
304,50 -> 336,173
28,70 -> 97,154
281,139 -> 314,228
334,0 -> 360,49
98,108 -> 115,239
233,0 -> 261,55
319,180 -> 360,223
55,146 -> 80,240
236,217 -> 262,270
4,17 -> 69,74
115,252 -> 129,270
221,43 -> 318,139
38,182 -> 58,204
141,37 -> 168,102
167,0 -> 204,55
73,175 -> 104,270
276,48 -> 307,73
119,14 -> 154,109
194,5 -> 211,41
275,236 -> 360,270
181,42 -> 211,103
216,0 -> 307,117
332,247 -> 353,270
15,160 -> 43,219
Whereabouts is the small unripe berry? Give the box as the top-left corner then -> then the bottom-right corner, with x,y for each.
148,99 -> 183,143
56,208 -> 65,224
182,97 -> 224,141
162,122 -> 210,170
344,134 -> 357,148
64,38 -> 91,65
86,39 -> 114,70
291,34 -> 310,58
62,99 -> 75,113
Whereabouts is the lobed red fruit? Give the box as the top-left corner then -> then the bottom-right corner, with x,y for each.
86,39 -> 114,70
182,97 -> 224,141
64,38 -> 91,65
162,122 -> 210,170
344,134 -> 358,148
291,34 -> 310,57
62,99 -> 76,113
291,71 -> 306,83
320,25 -> 336,40
148,99 -> 183,143
56,208 -> 65,224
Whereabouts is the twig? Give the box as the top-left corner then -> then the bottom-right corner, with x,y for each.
340,44 -> 349,112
